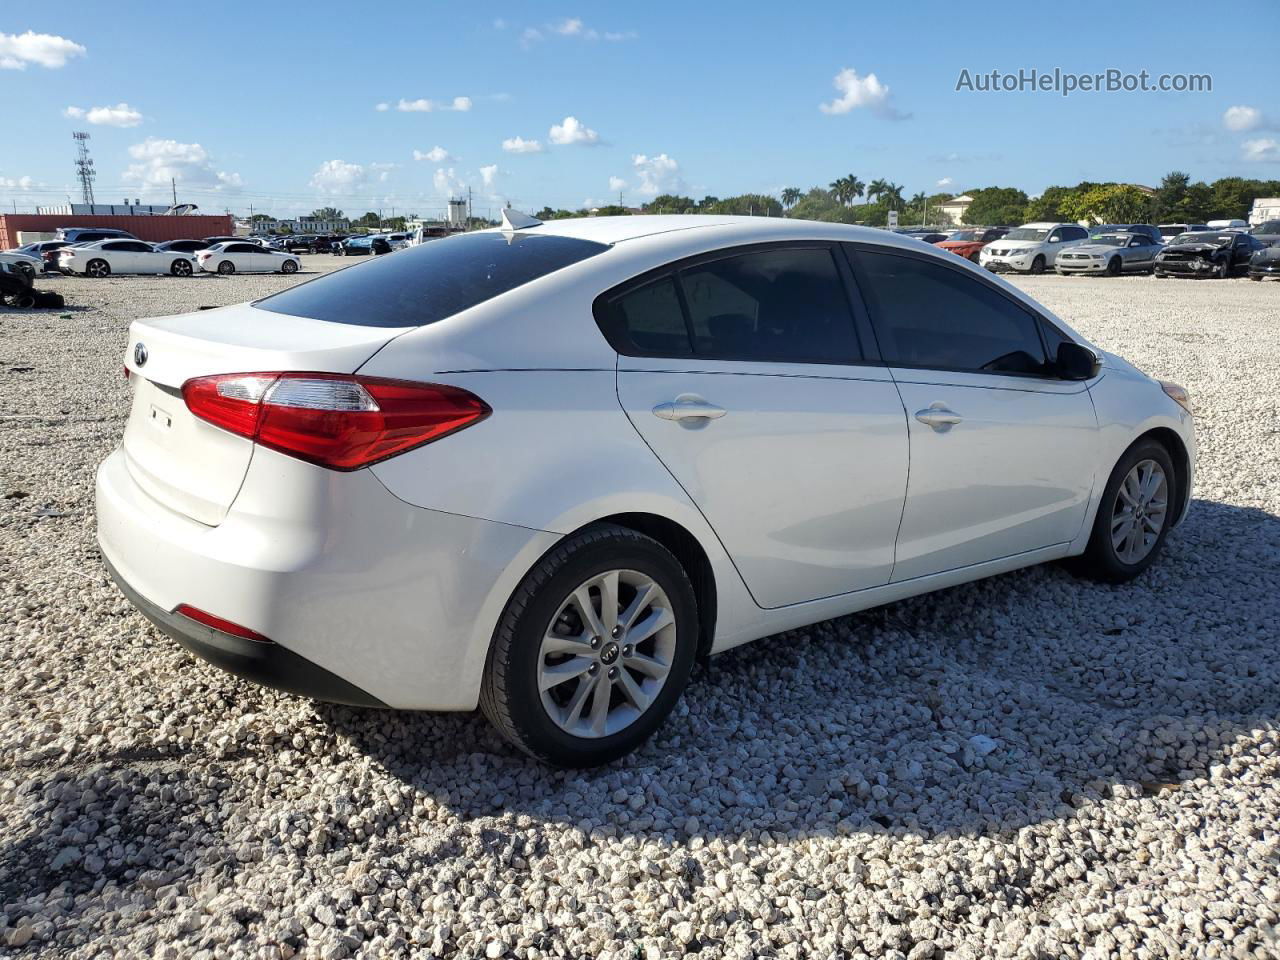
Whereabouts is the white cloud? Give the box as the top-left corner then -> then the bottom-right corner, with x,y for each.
433,167 -> 466,196
394,96 -> 472,113
631,153 -> 685,197
936,177 -> 953,188
520,27 -> 544,47
310,159 -> 367,193
549,116 -> 600,146
1224,105 -> 1262,132
64,102 -> 143,127
820,67 -> 909,120
608,175 -> 628,192
480,164 -> 498,188
375,102 -> 389,112
0,175 -> 37,190
124,138 -> 242,191
413,146 -> 453,163
1243,138 -> 1280,163
518,18 -> 634,46
0,31 -> 85,70
502,136 -> 544,154
554,17 -> 585,35
493,18 -> 507,29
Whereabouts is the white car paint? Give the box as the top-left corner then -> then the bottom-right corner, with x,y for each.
58,239 -> 199,277
96,215 -> 1194,721
979,221 -> 1090,274
196,241 -> 300,274
0,250 -> 43,275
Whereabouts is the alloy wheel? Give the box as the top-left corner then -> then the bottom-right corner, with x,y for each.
537,569 -> 677,739
1110,459 -> 1168,564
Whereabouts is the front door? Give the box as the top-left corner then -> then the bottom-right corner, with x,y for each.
848,245 -> 1099,582
605,245 -> 910,608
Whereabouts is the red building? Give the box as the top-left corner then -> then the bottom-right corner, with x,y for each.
0,213 -> 234,249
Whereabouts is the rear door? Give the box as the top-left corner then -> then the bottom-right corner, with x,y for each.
608,243 -> 910,609
848,245 -> 1098,582
100,240 -> 141,272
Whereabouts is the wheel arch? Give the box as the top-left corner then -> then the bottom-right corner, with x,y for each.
1137,426 -> 1191,526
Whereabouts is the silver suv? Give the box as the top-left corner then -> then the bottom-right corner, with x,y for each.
979,222 -> 1090,274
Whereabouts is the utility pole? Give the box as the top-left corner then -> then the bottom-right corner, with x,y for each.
72,131 -> 96,206
467,187 -> 473,228
171,178 -> 177,206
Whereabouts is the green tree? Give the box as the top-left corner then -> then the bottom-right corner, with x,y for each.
1152,171 -> 1191,222
790,187 -> 860,223
591,204 -> 632,217
355,211 -> 381,228
641,194 -> 696,213
700,194 -> 784,216
881,182 -> 904,210
866,178 -> 888,204
309,206 -> 345,220
962,187 -> 1030,226
1024,186 -> 1076,223
1060,184 -> 1153,225
828,175 -> 865,206
780,187 -> 802,208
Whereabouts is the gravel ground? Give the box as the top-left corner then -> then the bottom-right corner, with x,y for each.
2,263 -> 1279,959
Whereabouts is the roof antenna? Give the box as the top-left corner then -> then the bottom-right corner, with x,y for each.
500,208 -> 542,231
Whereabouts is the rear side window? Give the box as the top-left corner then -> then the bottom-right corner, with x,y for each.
612,277 -> 689,355
852,250 -> 1050,375
257,232 -> 608,328
681,248 -> 860,363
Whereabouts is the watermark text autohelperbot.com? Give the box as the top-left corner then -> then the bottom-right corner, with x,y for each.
955,68 -> 1212,97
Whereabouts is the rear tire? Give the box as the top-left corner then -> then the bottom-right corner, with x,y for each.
217,260 -> 235,275
480,525 -> 699,767
1070,438 -> 1177,583
86,259 -> 110,278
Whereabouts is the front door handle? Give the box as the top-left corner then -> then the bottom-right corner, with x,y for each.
915,403 -> 962,430
653,396 -> 727,422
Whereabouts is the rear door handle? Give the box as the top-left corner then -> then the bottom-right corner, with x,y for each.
915,403 -> 963,429
652,396 -> 727,421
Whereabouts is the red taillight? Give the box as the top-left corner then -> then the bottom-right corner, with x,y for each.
181,372 -> 491,470
175,604 -> 272,643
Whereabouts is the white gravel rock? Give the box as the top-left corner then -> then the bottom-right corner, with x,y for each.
1,266 -> 1279,958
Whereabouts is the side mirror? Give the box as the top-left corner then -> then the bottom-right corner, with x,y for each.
1057,342 -> 1100,380
1048,236 -> 1061,243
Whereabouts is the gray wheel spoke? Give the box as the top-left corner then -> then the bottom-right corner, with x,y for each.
597,570 -> 620,632
627,606 -> 673,646
571,586 -> 605,638
562,674 -> 597,728
616,669 -> 651,712
542,632 -> 593,656
539,656 -> 592,692
619,582 -> 655,631
588,675 -> 612,736
626,652 -> 670,681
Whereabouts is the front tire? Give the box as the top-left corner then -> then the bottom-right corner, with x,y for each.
1106,256 -> 1122,276
217,260 -> 235,275
85,259 -> 110,278
171,259 -> 193,277
1029,255 -> 1046,275
281,259 -> 298,274
1072,438 -> 1176,583
1216,260 -> 1229,279
480,525 -> 699,767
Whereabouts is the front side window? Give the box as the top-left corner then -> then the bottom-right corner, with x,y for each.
853,250 -> 1050,376
679,247 -> 860,363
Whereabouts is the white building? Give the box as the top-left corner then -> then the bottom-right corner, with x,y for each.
937,194 -> 973,226
1250,198 -> 1280,226
236,216 -> 351,235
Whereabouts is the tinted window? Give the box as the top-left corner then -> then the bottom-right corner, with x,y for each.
257,231 -> 608,328
854,250 -> 1049,375
678,247 -> 859,363
229,243 -> 260,253
609,276 -> 689,355
102,241 -> 130,251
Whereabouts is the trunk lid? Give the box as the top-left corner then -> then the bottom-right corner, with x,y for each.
121,302 -> 410,525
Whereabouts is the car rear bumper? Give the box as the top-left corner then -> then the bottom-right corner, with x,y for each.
96,446 -> 560,710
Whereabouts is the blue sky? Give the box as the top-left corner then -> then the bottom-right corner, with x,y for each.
2,4 -> 1276,219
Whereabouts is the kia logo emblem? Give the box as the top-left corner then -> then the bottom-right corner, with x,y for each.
134,343 -> 148,367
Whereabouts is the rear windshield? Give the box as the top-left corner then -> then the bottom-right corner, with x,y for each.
255,231 -> 609,327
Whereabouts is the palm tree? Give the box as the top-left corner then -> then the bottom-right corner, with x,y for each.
781,187 -> 802,208
882,182 -> 904,210
867,178 -> 888,204
829,177 -> 850,205
847,176 -> 865,205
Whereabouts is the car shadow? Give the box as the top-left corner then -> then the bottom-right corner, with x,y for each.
315,496 -> 1279,840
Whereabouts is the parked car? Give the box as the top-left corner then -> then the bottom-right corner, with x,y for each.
283,236 -> 318,254
1055,233 -> 1162,276
155,239 -> 211,254
196,241 -> 300,275
55,227 -> 137,244
386,233 -> 412,250
1248,243 -> 1280,281
1206,219 -> 1248,231
1115,224 -> 1164,246
8,239 -> 72,272
309,235 -> 346,253
1153,231 -> 1263,278
1250,220 -> 1280,246
201,236 -> 248,248
57,239 -> 200,277
979,222 -> 1090,274
97,215 -> 1195,766
1157,223 -> 1210,242
934,228 -> 1008,263
1088,224 -> 1125,237
0,249 -> 44,278
334,236 -> 374,256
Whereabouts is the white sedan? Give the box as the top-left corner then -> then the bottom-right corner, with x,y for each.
58,239 -> 200,277
196,242 -> 300,275
97,213 -> 1195,766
